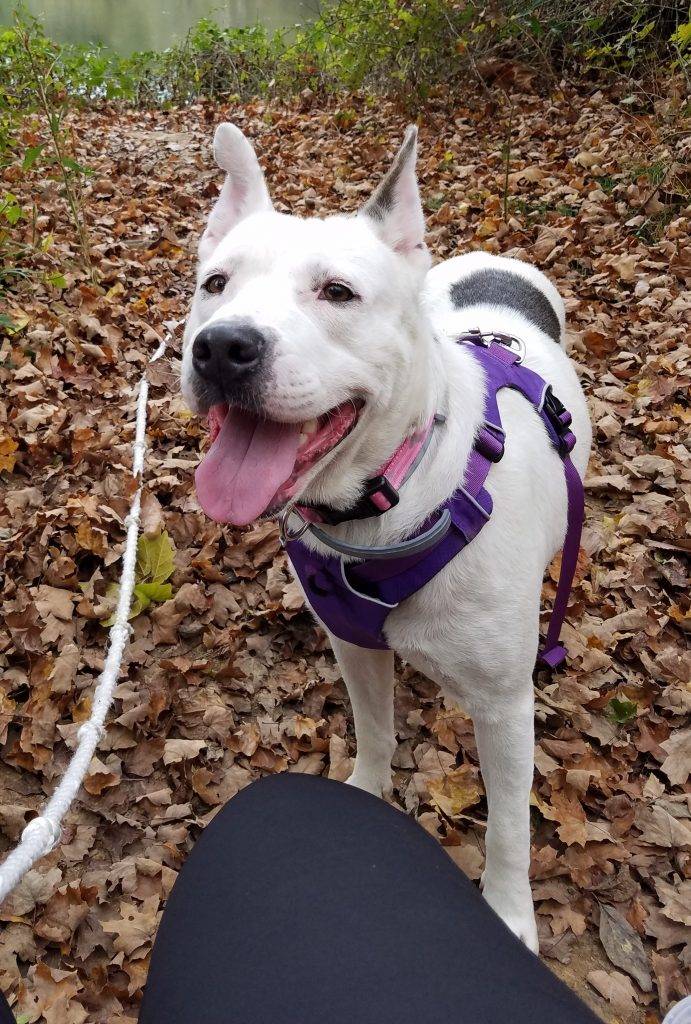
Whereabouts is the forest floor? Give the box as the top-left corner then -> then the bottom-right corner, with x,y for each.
0,82 -> 689,1023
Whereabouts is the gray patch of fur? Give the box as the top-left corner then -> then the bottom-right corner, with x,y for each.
449,268 -> 561,342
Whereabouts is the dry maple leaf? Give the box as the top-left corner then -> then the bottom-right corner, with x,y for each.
102,896 -> 160,956
427,765 -> 484,820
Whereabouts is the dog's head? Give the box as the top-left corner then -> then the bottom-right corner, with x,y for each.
182,123 -> 432,526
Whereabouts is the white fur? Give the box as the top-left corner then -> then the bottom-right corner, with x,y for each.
182,125 -> 592,952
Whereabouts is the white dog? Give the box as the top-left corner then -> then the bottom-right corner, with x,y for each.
181,123 -> 591,951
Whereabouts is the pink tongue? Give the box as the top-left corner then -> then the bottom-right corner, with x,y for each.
195,407 -> 302,526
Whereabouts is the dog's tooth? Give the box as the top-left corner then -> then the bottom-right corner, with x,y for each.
303,418 -> 318,434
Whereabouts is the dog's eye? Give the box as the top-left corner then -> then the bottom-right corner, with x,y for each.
202,274 -> 227,295
320,282 -> 355,303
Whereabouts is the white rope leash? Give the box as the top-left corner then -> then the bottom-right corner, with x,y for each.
0,334 -> 168,903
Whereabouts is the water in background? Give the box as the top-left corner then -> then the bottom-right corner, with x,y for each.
0,0 -> 321,52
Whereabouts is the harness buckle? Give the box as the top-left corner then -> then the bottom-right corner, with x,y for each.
543,387 -> 575,456
357,475 -> 400,515
318,474 -> 401,523
474,421 -> 505,463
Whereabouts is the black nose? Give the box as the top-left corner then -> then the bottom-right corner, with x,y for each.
192,321 -> 267,384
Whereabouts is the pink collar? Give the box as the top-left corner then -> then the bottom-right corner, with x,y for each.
295,414 -> 442,526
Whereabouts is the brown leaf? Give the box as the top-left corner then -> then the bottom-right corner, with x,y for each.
102,896 -> 160,956
140,489 -> 164,537
587,969 -> 637,1017
651,951 -> 688,1012
427,765 -> 484,820
660,728 -> 691,786
1,868 -> 62,918
34,884 -> 93,945
599,903 -> 653,991
656,879 -> 691,927
162,738 -> 206,765
445,840 -> 484,880
327,734 -> 353,782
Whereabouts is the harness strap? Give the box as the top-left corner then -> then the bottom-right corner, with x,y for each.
537,455 -> 584,667
308,506 -> 453,561
461,338 -> 584,669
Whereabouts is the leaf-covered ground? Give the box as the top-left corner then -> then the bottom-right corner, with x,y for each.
1,84 -> 689,1023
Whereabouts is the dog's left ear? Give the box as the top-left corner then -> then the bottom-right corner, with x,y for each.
198,123 -> 273,262
360,125 -> 429,268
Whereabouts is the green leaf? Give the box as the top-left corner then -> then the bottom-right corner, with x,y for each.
45,271 -> 67,289
134,581 -> 173,603
100,582 -> 171,628
61,155 -> 93,176
22,143 -> 45,170
4,204 -> 22,225
607,697 -> 638,724
100,532 -> 174,627
671,21 -> 691,50
2,194 -> 23,225
136,530 -> 175,585
129,586 -> 153,618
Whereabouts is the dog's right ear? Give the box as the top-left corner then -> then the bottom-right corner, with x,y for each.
198,123 -> 273,262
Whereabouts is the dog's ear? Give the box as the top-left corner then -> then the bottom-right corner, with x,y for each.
360,125 -> 428,266
198,123 -> 273,262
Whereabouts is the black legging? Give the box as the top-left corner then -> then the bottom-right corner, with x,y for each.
0,775 -> 599,1023
141,774 -> 597,1023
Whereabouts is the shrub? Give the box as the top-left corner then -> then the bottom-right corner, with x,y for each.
1,1 -> 688,111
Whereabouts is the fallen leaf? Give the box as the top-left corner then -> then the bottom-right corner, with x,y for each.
427,765 -> 484,820
599,903 -> 653,992
587,969 -> 637,1016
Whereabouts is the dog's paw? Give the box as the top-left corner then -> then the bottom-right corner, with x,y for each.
345,768 -> 391,798
482,879 -> 539,954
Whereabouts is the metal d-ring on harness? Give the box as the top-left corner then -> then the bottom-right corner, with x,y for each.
282,331 -> 584,664
463,327 -> 527,364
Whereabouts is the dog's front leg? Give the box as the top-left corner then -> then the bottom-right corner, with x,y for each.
328,634 -> 396,797
473,696 -> 539,953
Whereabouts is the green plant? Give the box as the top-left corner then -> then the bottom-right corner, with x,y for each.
102,531 -> 176,625
9,10 -> 93,274
1,1 -> 688,114
0,192 -> 31,319
607,696 -> 638,724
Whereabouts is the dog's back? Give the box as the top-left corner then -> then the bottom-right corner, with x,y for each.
423,251 -> 567,350
422,250 -> 590,486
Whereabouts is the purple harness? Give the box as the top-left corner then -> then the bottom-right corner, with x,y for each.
284,335 -> 584,669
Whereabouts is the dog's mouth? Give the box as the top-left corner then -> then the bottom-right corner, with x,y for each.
195,399 -> 363,526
